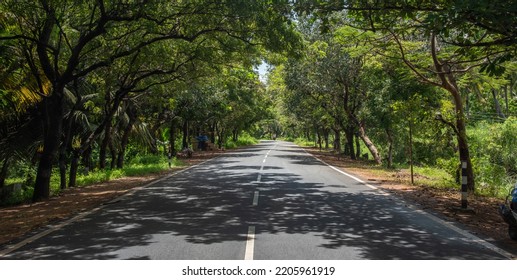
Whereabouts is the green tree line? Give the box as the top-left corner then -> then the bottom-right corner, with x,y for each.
269,0 -> 517,197
1,0 -> 516,206
0,0 -> 300,203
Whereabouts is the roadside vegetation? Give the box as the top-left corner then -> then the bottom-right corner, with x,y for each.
267,2 -> 517,202
0,1 -> 289,205
1,1 -> 516,210
1,154 -> 182,206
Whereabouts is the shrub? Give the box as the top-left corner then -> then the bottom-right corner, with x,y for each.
225,132 -> 258,149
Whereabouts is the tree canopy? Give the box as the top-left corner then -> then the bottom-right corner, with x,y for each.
0,1 -> 516,207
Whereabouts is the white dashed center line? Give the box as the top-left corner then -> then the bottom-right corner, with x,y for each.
244,226 -> 256,260
244,146 -> 275,260
252,191 -> 259,206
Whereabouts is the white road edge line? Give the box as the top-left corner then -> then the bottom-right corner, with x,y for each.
0,155 -> 221,258
299,146 -> 515,260
244,225 -> 256,260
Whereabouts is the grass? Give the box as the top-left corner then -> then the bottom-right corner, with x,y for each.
292,137 -> 317,147
225,132 -> 259,149
59,155 -> 182,191
297,142 -> 460,192
1,155 -> 181,206
344,160 -> 457,189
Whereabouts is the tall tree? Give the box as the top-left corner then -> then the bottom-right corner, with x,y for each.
0,0 -> 300,201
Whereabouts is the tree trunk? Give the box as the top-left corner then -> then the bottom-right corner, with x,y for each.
492,89 -> 506,119
386,128 -> 393,169
99,120 -> 111,170
182,120 -> 189,149
109,141 -> 116,170
33,92 -> 64,202
344,125 -> 356,160
58,149 -> 67,190
332,129 -> 341,153
323,129 -> 328,150
453,100 -> 475,192
169,118 -> 178,157
317,129 -> 322,151
58,105 -> 76,190
465,90 -> 470,119
355,134 -> 361,160
348,114 -> 381,164
0,157 -> 9,191
431,34 -> 475,192
409,120 -> 414,185
68,150 -> 79,188
116,111 -> 136,169
209,121 -> 216,144
504,85 -> 509,115
232,129 -> 238,142
217,129 -> 225,149
357,122 -> 382,164
323,129 -> 329,149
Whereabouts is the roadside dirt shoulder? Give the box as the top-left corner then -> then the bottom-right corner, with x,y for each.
0,151 -> 224,247
305,147 -> 517,257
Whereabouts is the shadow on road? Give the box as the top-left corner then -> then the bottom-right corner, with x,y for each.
3,145 -> 505,260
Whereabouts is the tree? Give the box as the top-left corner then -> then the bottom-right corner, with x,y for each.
328,12 -> 512,191
0,0 -> 301,201
281,19 -> 383,163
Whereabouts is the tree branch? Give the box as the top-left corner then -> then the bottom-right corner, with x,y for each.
389,30 -> 442,87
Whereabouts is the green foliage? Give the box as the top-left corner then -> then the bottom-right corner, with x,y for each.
467,118 -> 517,196
293,137 -> 317,147
1,154 -> 178,206
75,169 -> 126,187
472,156 -> 510,197
1,0 -> 516,206
225,132 -> 259,149
436,157 -> 460,183
415,166 -> 455,185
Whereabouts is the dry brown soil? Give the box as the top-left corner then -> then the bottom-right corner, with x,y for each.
306,147 -> 517,257
1,146 -> 516,258
0,150 -> 223,248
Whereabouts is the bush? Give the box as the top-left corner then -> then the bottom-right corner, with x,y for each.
225,132 -> 258,149
293,137 -> 315,147
436,157 -> 460,184
472,156 -> 514,197
467,117 -> 517,197
129,154 -> 167,165
1,154 -> 175,206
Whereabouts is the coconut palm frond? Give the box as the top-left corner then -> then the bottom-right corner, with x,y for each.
71,110 -> 93,133
0,111 -> 42,160
131,121 -> 154,149
63,86 -> 77,105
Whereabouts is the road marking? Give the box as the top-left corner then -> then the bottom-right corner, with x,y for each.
252,191 -> 259,206
300,146 -> 516,260
0,155 -> 222,258
326,165 -> 379,190
244,226 -> 256,260
255,150 -> 270,183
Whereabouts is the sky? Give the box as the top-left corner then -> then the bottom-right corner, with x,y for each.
255,61 -> 269,84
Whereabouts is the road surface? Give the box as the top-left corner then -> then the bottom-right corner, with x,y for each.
0,141 -> 509,259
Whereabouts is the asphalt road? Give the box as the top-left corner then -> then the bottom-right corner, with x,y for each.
0,141 -> 510,259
